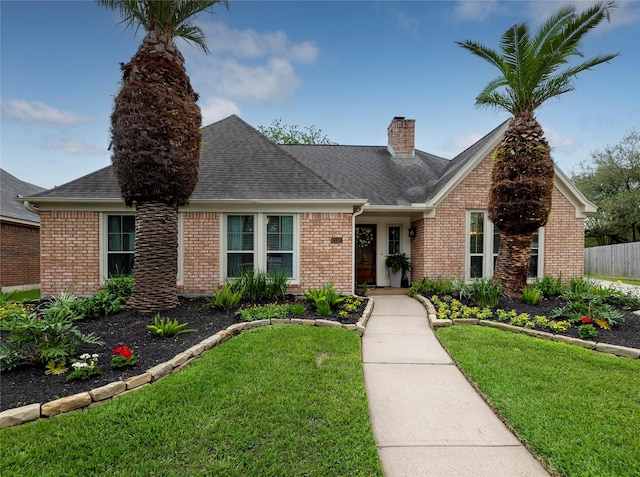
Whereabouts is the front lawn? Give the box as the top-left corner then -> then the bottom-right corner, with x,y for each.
437,326 -> 640,477
0,326 -> 382,477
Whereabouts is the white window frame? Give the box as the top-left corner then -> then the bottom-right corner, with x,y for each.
387,225 -> 402,255
100,212 -> 183,285
465,210 -> 544,281
222,213 -> 300,283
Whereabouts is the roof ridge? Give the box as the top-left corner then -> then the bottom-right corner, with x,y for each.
220,116 -> 363,201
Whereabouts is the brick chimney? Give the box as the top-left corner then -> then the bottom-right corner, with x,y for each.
387,117 -> 415,157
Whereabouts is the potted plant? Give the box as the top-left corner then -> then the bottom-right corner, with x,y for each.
385,253 -> 411,288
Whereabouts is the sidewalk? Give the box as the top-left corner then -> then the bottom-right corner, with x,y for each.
362,295 -> 551,477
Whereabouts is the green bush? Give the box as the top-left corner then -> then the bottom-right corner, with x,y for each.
521,286 -> 542,305
237,304 -> 290,321
304,283 -> 345,313
147,314 -> 196,338
0,293 -> 104,372
470,278 -> 500,308
72,276 -> 133,318
231,269 -> 288,301
531,275 -> 565,297
206,284 -> 243,311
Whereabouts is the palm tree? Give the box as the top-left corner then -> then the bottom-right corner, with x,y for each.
99,0 -> 227,312
457,1 -> 618,297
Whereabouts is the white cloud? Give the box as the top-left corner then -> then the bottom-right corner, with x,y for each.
454,0 -> 503,22
196,21 -> 318,63
393,10 -> 420,36
542,126 -> 576,149
1,98 -> 91,126
525,0 -> 638,29
184,22 -> 317,114
199,96 -> 241,125
44,140 -> 105,155
453,132 -> 484,153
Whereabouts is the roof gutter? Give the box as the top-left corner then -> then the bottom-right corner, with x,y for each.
22,200 -> 40,215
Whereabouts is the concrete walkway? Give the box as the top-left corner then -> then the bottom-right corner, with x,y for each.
362,295 -> 551,477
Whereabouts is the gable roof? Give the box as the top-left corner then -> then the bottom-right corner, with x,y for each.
21,114 -> 595,216
281,144 -> 449,206
0,169 -> 46,224
25,115 -> 363,205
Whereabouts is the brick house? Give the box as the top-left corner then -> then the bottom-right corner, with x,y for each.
1,169 -> 46,291
21,115 -> 595,297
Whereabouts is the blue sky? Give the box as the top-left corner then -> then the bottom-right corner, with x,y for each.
2,0 -> 639,190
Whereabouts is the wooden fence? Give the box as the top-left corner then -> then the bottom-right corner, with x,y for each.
584,242 -> 640,279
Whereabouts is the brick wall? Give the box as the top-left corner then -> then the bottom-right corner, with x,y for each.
543,187 -> 585,280
181,212 -> 220,294
297,212 -> 352,293
417,152 -> 585,282
0,221 -> 40,288
40,211 -> 100,296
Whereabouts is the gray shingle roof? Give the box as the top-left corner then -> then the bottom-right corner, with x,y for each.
281,145 -> 450,206
23,115 -> 511,207
0,169 -> 46,223
27,115 -> 360,203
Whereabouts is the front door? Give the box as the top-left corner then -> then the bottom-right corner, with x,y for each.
355,224 -> 376,285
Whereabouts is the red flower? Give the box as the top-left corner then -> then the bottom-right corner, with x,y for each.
113,344 -> 132,358
581,317 -> 592,324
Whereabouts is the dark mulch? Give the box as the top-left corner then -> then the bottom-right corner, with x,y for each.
0,296 -> 364,412
2,294 -> 638,413
430,293 -> 640,349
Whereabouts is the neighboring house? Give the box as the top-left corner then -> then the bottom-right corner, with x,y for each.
21,115 -> 596,297
0,169 -> 46,291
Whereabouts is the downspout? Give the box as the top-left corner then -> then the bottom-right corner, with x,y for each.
352,204 -> 366,294
23,200 -> 40,215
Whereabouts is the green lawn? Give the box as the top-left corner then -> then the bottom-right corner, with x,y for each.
0,289 -> 40,302
0,326 -> 382,477
585,275 -> 640,286
437,326 -> 640,477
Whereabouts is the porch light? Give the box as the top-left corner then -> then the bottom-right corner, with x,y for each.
408,227 -> 417,238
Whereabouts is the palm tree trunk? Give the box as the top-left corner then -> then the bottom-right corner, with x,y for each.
127,201 -> 179,312
493,230 -> 532,298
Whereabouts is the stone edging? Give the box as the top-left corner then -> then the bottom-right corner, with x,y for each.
413,294 -> 640,360
0,299 -> 375,429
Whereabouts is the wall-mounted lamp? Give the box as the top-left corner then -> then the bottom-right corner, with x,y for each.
408,227 -> 417,238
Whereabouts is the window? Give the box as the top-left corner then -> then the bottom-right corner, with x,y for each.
469,212 -> 485,279
266,215 -> 294,277
227,215 -> 255,277
467,211 -> 542,280
225,214 -> 298,280
107,215 -> 134,277
388,226 -> 401,255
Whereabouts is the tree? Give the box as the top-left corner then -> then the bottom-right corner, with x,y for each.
457,1 -> 618,297
99,0 -> 228,312
573,130 -> 640,245
257,118 -> 336,145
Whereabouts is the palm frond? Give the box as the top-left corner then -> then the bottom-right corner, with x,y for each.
98,0 -> 228,52
457,0 -> 618,116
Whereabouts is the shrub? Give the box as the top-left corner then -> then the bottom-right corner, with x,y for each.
287,303 -> 307,316
0,293 -> 104,372
237,303 -> 290,321
531,275 -> 565,297
304,283 -> 346,312
206,284 -> 243,311
470,278 -> 500,308
72,276 -> 133,318
578,324 -> 598,340
521,287 -> 542,305
147,314 -> 196,338
231,269 -> 288,301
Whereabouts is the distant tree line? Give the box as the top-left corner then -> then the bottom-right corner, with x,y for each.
573,129 -> 640,246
